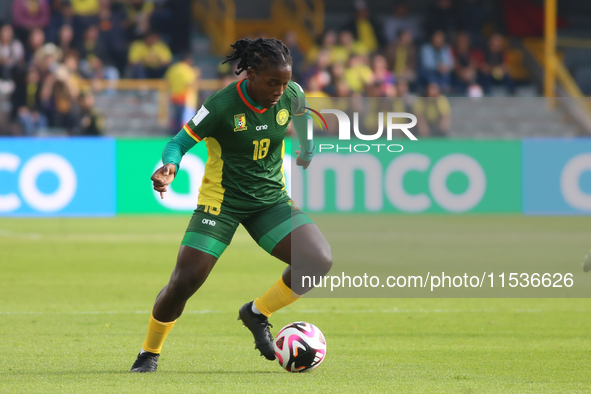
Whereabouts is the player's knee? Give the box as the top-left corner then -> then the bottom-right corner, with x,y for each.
316,246 -> 333,276
307,242 -> 332,276
167,274 -> 196,299
168,260 -> 212,297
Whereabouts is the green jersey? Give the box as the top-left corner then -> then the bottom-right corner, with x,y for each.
162,78 -> 313,213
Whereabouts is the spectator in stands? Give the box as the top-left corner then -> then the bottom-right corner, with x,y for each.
78,25 -> 110,68
0,0 -> 12,26
165,53 -> 198,134
128,31 -> 172,79
420,30 -> 453,92
172,0 -> 192,54
11,0 -> 51,43
457,0 -> 487,48
305,75 -> 330,98
80,55 -> 119,84
414,82 -> 451,137
424,0 -> 455,38
25,27 -> 46,64
325,61 -> 346,95
336,30 -> 370,63
15,67 -> 47,135
452,31 -> 485,94
343,0 -> 384,54
467,81 -> 484,97
303,49 -> 331,93
333,78 -> 351,97
0,25 -> 25,81
57,24 -> 74,54
97,0 -> 127,74
307,30 -> 337,65
371,54 -> 395,94
123,0 -> 154,40
70,0 -> 100,39
78,89 -> 104,135
396,78 -> 417,111
384,3 -> 422,44
481,33 -> 515,95
45,0 -> 75,45
344,54 -> 374,94
32,42 -> 62,79
385,29 -> 417,85
40,50 -> 80,134
71,0 -> 99,18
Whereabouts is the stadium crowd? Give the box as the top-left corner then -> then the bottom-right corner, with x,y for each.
0,0 -> 516,137
0,0 -> 191,136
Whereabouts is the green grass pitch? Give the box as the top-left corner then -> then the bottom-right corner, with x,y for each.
0,215 -> 590,393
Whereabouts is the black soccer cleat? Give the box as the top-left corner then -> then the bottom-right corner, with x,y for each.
130,351 -> 159,372
238,301 -> 276,361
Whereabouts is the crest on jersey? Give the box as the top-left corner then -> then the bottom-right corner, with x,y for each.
234,113 -> 247,131
276,109 -> 289,126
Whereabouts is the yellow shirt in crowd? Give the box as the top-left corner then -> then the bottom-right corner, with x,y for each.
128,40 -> 172,68
70,0 -> 100,16
413,95 -> 451,124
344,64 -> 373,93
356,18 -> 378,54
165,62 -> 198,104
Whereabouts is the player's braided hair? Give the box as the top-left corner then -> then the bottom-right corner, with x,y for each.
222,38 -> 292,75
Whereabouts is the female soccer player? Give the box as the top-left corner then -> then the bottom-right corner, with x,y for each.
131,38 -> 333,372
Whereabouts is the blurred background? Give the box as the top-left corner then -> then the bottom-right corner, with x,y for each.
0,0 -> 590,138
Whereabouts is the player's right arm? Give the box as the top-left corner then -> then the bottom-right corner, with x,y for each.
152,104 -> 216,198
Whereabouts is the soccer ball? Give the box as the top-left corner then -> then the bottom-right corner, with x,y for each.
273,322 -> 326,372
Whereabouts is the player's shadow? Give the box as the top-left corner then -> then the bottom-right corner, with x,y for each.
2,370 -> 283,375
163,370 -> 283,375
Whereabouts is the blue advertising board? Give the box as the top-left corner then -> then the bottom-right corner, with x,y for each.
0,138 -> 115,216
523,138 -> 591,215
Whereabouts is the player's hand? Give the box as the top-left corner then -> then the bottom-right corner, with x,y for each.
295,149 -> 311,170
151,163 -> 176,199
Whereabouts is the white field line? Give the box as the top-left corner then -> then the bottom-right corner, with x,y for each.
0,309 -> 549,316
0,230 -> 42,239
0,310 -> 221,315
328,232 -> 591,241
2,230 -> 589,243
0,231 -> 254,243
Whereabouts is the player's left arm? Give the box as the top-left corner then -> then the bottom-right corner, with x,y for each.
289,81 -> 315,169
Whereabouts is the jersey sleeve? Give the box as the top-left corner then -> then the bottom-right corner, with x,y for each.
182,101 -> 217,142
162,100 -> 218,173
288,81 -> 315,161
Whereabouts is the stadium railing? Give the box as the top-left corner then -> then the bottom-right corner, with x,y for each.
523,38 -> 591,134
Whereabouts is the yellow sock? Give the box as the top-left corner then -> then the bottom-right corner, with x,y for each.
254,278 -> 301,317
141,313 -> 176,354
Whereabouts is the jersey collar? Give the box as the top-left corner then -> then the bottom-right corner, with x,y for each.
237,78 -> 267,114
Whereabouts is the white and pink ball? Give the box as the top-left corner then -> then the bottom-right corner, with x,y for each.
273,322 -> 327,372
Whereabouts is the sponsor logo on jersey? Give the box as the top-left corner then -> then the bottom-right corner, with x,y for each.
256,125 -> 268,131
276,109 -> 289,126
234,113 -> 247,131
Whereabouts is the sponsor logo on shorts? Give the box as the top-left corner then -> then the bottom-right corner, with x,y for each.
287,199 -> 300,210
202,218 -> 216,226
256,125 -> 268,131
